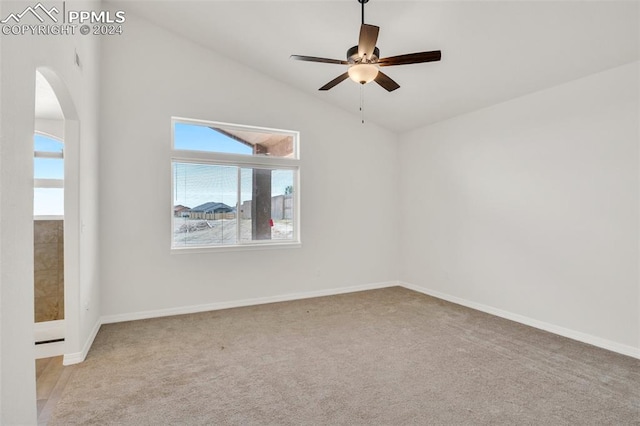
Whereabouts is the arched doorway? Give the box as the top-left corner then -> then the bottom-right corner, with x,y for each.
33,68 -> 80,361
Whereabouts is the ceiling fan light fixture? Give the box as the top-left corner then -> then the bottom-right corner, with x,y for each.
348,63 -> 379,84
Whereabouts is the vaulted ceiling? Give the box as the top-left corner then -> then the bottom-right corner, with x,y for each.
35,71 -> 63,120
109,1 -> 639,133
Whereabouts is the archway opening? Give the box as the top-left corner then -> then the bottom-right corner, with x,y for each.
33,70 -> 66,355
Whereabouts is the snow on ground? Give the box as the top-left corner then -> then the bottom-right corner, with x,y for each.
173,217 -> 294,246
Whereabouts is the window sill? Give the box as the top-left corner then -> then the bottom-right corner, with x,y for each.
34,215 -> 64,221
170,241 -> 301,254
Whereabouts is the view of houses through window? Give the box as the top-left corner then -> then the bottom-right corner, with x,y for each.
172,119 -> 299,248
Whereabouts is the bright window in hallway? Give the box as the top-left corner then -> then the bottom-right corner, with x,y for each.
34,133 -> 64,217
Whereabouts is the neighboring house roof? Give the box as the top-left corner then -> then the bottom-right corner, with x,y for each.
190,202 -> 234,213
174,205 -> 190,212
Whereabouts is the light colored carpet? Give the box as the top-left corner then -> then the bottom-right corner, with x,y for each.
50,287 -> 640,425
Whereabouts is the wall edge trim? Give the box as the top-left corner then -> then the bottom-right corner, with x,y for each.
63,318 -> 102,365
100,281 -> 400,325
400,281 -> 640,360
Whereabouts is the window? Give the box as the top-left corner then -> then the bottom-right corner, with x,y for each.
171,118 -> 300,250
34,133 -> 64,217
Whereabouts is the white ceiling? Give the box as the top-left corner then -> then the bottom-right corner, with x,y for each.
35,70 -> 63,120
109,1 -> 639,133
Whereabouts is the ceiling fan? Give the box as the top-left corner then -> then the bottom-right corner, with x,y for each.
291,0 -> 442,92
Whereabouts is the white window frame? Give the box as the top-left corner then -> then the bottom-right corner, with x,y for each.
170,117 -> 301,253
34,131 -> 64,220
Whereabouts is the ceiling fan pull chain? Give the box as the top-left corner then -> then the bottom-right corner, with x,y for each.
360,84 -> 365,124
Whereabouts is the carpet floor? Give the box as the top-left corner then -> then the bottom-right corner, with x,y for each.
49,287 -> 639,425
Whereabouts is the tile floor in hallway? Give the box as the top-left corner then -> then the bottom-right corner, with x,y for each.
36,356 -> 73,425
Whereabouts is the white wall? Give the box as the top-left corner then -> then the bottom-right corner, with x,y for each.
399,62 -> 639,356
99,13 -> 399,318
0,2 -> 4,419
0,1 -> 102,422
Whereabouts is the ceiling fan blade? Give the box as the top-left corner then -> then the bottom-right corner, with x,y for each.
374,71 -> 400,92
319,72 -> 350,91
378,50 -> 442,67
358,24 -> 380,61
290,55 -> 348,65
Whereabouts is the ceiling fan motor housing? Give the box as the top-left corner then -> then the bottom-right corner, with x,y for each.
347,45 -> 380,64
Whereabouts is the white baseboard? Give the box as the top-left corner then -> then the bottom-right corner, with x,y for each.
101,281 -> 399,325
74,280 -> 639,363
63,319 -> 101,366
35,340 -> 65,359
34,320 -> 66,359
68,282 -> 396,364
34,319 -> 65,342
400,281 -> 640,360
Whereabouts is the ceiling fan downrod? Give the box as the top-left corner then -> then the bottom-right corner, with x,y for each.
359,0 -> 369,25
